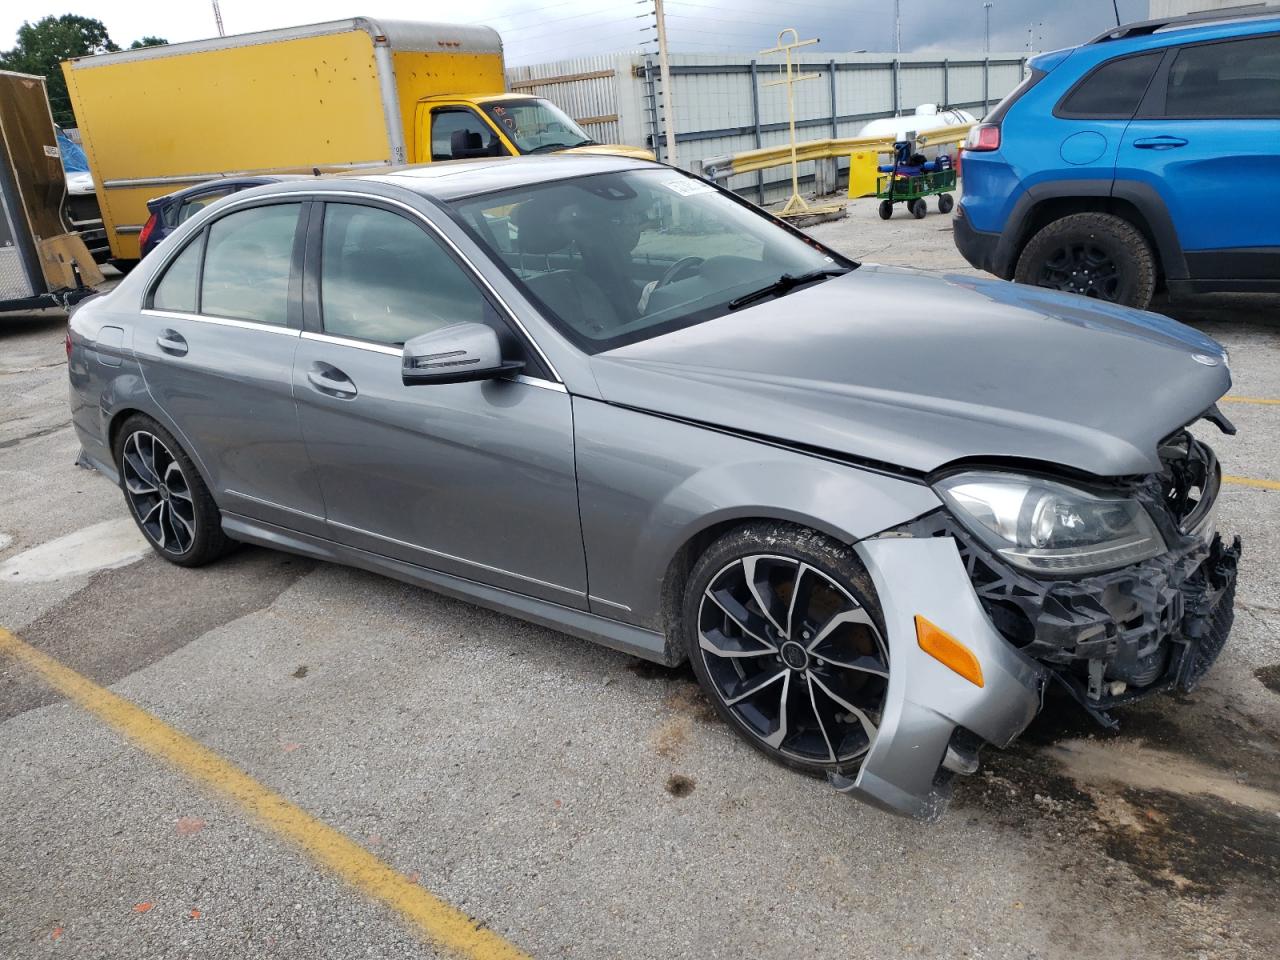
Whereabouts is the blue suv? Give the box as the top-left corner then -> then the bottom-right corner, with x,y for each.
955,9 -> 1280,308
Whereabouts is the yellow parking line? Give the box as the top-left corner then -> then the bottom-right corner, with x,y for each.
1224,475 -> 1280,492
0,627 -> 529,960
1222,396 -> 1280,406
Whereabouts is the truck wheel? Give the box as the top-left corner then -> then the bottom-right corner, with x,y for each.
878,200 -> 893,220
1014,213 -> 1156,308
682,521 -> 889,779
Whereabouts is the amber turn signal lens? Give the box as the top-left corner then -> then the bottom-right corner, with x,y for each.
914,615 -> 984,688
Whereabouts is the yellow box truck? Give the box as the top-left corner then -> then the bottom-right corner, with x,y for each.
62,17 -> 652,263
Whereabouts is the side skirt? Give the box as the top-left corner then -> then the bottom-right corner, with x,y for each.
221,512 -> 675,666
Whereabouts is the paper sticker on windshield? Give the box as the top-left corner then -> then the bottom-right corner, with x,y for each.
662,177 -> 715,197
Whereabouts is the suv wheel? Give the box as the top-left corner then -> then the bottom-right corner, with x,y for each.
682,522 -> 889,778
113,414 -> 232,567
1014,212 -> 1156,308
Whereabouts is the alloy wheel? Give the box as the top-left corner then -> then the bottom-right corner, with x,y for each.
696,554 -> 889,765
120,430 -> 197,556
1038,242 -> 1121,300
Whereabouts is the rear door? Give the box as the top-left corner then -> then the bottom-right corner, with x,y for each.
1049,50 -> 1164,185
291,197 -> 588,607
1118,32 -> 1280,282
134,199 -> 327,535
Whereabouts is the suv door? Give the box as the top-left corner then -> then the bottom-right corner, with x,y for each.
292,198 -> 588,607
134,199 -> 328,534
1050,50 -> 1164,183
1118,33 -> 1280,284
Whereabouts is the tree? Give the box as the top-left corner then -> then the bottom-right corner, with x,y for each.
0,15 -> 121,126
130,37 -> 168,50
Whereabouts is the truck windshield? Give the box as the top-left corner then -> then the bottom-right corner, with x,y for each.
451,168 -> 854,353
481,99 -> 594,154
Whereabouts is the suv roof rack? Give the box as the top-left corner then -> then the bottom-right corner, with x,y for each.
1086,4 -> 1280,44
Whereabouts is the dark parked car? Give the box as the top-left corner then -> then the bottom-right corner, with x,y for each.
69,156 -> 1240,819
956,8 -> 1280,308
138,177 -> 279,257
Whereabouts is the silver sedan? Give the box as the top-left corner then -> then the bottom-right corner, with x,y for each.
67,155 -> 1241,818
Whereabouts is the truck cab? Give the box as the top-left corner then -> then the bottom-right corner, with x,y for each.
418,93 -> 652,162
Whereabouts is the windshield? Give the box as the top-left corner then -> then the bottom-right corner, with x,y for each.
451,169 -> 852,353
482,99 -> 593,154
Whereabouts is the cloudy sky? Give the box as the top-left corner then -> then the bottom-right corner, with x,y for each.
2,1 -> 1152,65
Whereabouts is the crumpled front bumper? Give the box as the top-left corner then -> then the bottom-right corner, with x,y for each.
837,536 -> 1047,820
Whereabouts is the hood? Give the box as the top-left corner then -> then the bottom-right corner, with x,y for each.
561,143 -> 656,161
588,265 -> 1231,478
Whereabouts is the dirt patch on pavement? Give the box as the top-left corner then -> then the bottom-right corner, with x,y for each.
1255,664 -> 1280,695
1,546 -> 314,721
665,774 -> 696,797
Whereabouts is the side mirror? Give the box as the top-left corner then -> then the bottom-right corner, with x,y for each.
401,322 -> 524,386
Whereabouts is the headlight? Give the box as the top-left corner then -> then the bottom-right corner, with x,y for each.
935,472 -> 1166,575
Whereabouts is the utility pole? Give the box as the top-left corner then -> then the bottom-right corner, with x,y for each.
893,0 -> 901,56
893,0 -> 902,116
983,2 -> 992,54
212,0 -> 225,38
653,0 -> 678,165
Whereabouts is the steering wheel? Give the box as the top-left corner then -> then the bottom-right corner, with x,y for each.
657,256 -> 704,289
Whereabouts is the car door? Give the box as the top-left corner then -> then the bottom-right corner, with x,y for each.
1118,32 -> 1280,282
426,106 -> 512,160
291,197 -> 588,608
1048,50 -> 1165,185
134,198 -> 328,535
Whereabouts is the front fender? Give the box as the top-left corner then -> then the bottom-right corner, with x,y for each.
572,398 -> 941,629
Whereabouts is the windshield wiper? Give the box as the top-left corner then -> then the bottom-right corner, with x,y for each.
726,267 -> 850,311
526,142 -> 574,154
571,138 -> 599,147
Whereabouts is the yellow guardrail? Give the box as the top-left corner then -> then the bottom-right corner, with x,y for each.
698,122 -> 974,182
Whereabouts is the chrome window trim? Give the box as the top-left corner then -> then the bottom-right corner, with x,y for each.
141,308 -> 300,337
194,188 -> 566,384
327,518 -> 586,598
301,330 -> 401,356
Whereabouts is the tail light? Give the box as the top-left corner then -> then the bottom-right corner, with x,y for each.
65,331 -> 72,359
964,124 -> 1001,152
138,212 -> 158,252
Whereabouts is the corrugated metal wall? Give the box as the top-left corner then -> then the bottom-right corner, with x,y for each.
508,50 -> 1027,203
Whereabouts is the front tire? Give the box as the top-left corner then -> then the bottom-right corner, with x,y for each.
112,414 -> 232,567
682,522 -> 890,778
1013,212 -> 1156,308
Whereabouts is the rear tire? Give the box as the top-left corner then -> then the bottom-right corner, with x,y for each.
682,522 -> 890,779
878,200 -> 893,220
1014,212 -> 1156,308
911,199 -> 927,219
112,414 -> 232,567
938,193 -> 955,214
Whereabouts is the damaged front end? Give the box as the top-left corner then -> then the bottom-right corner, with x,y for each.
843,429 -> 1241,819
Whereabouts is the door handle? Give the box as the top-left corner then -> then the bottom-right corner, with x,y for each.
1133,136 -> 1188,149
156,329 -> 188,356
306,362 -> 358,399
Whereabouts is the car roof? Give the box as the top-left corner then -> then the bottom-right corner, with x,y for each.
1084,9 -> 1280,51
359,154 -> 664,201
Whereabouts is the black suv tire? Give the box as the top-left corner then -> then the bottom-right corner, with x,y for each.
1014,212 -> 1157,309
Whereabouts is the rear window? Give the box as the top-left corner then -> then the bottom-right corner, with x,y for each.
1056,52 -> 1162,119
1165,34 -> 1280,118
985,68 -> 1046,124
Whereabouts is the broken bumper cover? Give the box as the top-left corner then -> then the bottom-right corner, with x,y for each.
842,537 -> 1046,820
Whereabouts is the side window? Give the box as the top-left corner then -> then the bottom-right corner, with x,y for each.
319,203 -> 495,346
1165,35 -> 1280,119
150,233 -> 202,313
431,109 -> 506,161
201,204 -> 299,326
178,188 -> 235,225
1057,52 -> 1162,119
